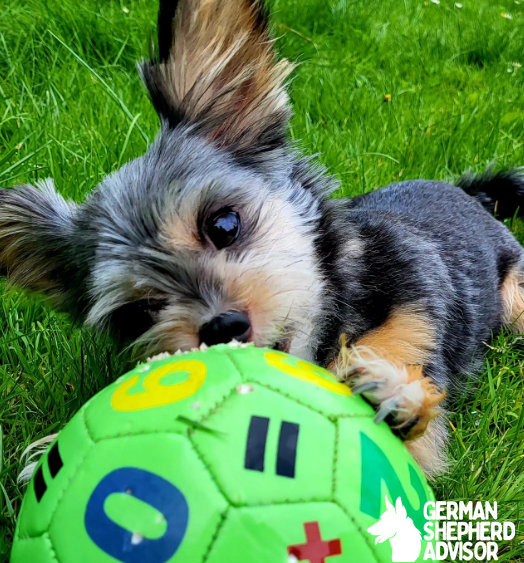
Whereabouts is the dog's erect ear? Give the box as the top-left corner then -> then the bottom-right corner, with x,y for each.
141,0 -> 293,160
0,181 -> 86,310
395,497 -> 406,519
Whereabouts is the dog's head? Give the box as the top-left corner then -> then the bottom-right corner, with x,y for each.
367,496 -> 407,544
0,0 -> 335,358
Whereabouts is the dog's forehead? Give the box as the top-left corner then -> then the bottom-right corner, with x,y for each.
99,130 -> 273,212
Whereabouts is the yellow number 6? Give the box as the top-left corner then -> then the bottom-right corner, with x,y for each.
264,351 -> 351,396
111,360 -> 207,412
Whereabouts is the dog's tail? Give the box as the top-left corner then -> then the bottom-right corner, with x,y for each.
457,168 -> 524,219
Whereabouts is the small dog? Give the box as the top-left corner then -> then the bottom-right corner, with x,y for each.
2,0 -> 524,478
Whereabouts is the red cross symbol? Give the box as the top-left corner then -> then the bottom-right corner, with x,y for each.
287,521 -> 342,563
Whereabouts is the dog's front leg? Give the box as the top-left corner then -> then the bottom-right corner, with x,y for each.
329,304 -> 448,477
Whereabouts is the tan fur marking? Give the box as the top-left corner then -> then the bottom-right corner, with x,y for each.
501,267 -> 524,333
348,305 -> 436,366
330,305 -> 445,442
164,223 -> 200,250
404,366 -> 446,440
160,189 -> 201,251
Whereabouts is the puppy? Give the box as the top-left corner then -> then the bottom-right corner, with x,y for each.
2,0 -> 524,479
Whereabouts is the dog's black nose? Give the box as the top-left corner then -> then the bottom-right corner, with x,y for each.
199,310 -> 251,346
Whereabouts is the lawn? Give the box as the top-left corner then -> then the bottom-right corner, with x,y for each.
1,0 -> 524,559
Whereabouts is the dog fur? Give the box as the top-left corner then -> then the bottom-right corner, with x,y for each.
3,0 -> 524,478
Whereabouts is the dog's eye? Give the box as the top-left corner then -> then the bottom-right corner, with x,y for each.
205,209 -> 241,249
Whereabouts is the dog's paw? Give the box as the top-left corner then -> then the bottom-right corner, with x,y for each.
332,343 -> 445,440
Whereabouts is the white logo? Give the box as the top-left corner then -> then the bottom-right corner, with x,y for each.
367,496 -> 422,562
367,498 -> 517,561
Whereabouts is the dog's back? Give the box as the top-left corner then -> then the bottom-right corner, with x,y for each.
329,174 -> 524,396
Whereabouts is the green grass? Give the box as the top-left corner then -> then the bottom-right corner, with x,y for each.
1,0 -> 524,559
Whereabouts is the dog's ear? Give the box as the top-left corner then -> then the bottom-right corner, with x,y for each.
395,497 -> 406,518
0,180 -> 86,311
141,0 -> 293,162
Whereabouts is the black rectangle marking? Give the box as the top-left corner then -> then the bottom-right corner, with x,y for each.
34,465 -> 47,503
48,441 -> 63,479
276,421 -> 299,478
244,416 -> 269,472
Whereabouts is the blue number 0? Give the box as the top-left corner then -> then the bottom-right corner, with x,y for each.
85,467 -> 189,563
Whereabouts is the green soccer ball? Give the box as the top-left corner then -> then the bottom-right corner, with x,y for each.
11,344 -> 435,563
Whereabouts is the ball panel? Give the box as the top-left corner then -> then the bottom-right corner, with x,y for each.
206,503 -> 376,563
16,408 -> 93,539
334,418 -> 436,563
48,434 -> 228,563
224,347 -> 374,419
10,534 -> 58,563
190,385 -> 335,505
84,348 -> 242,441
